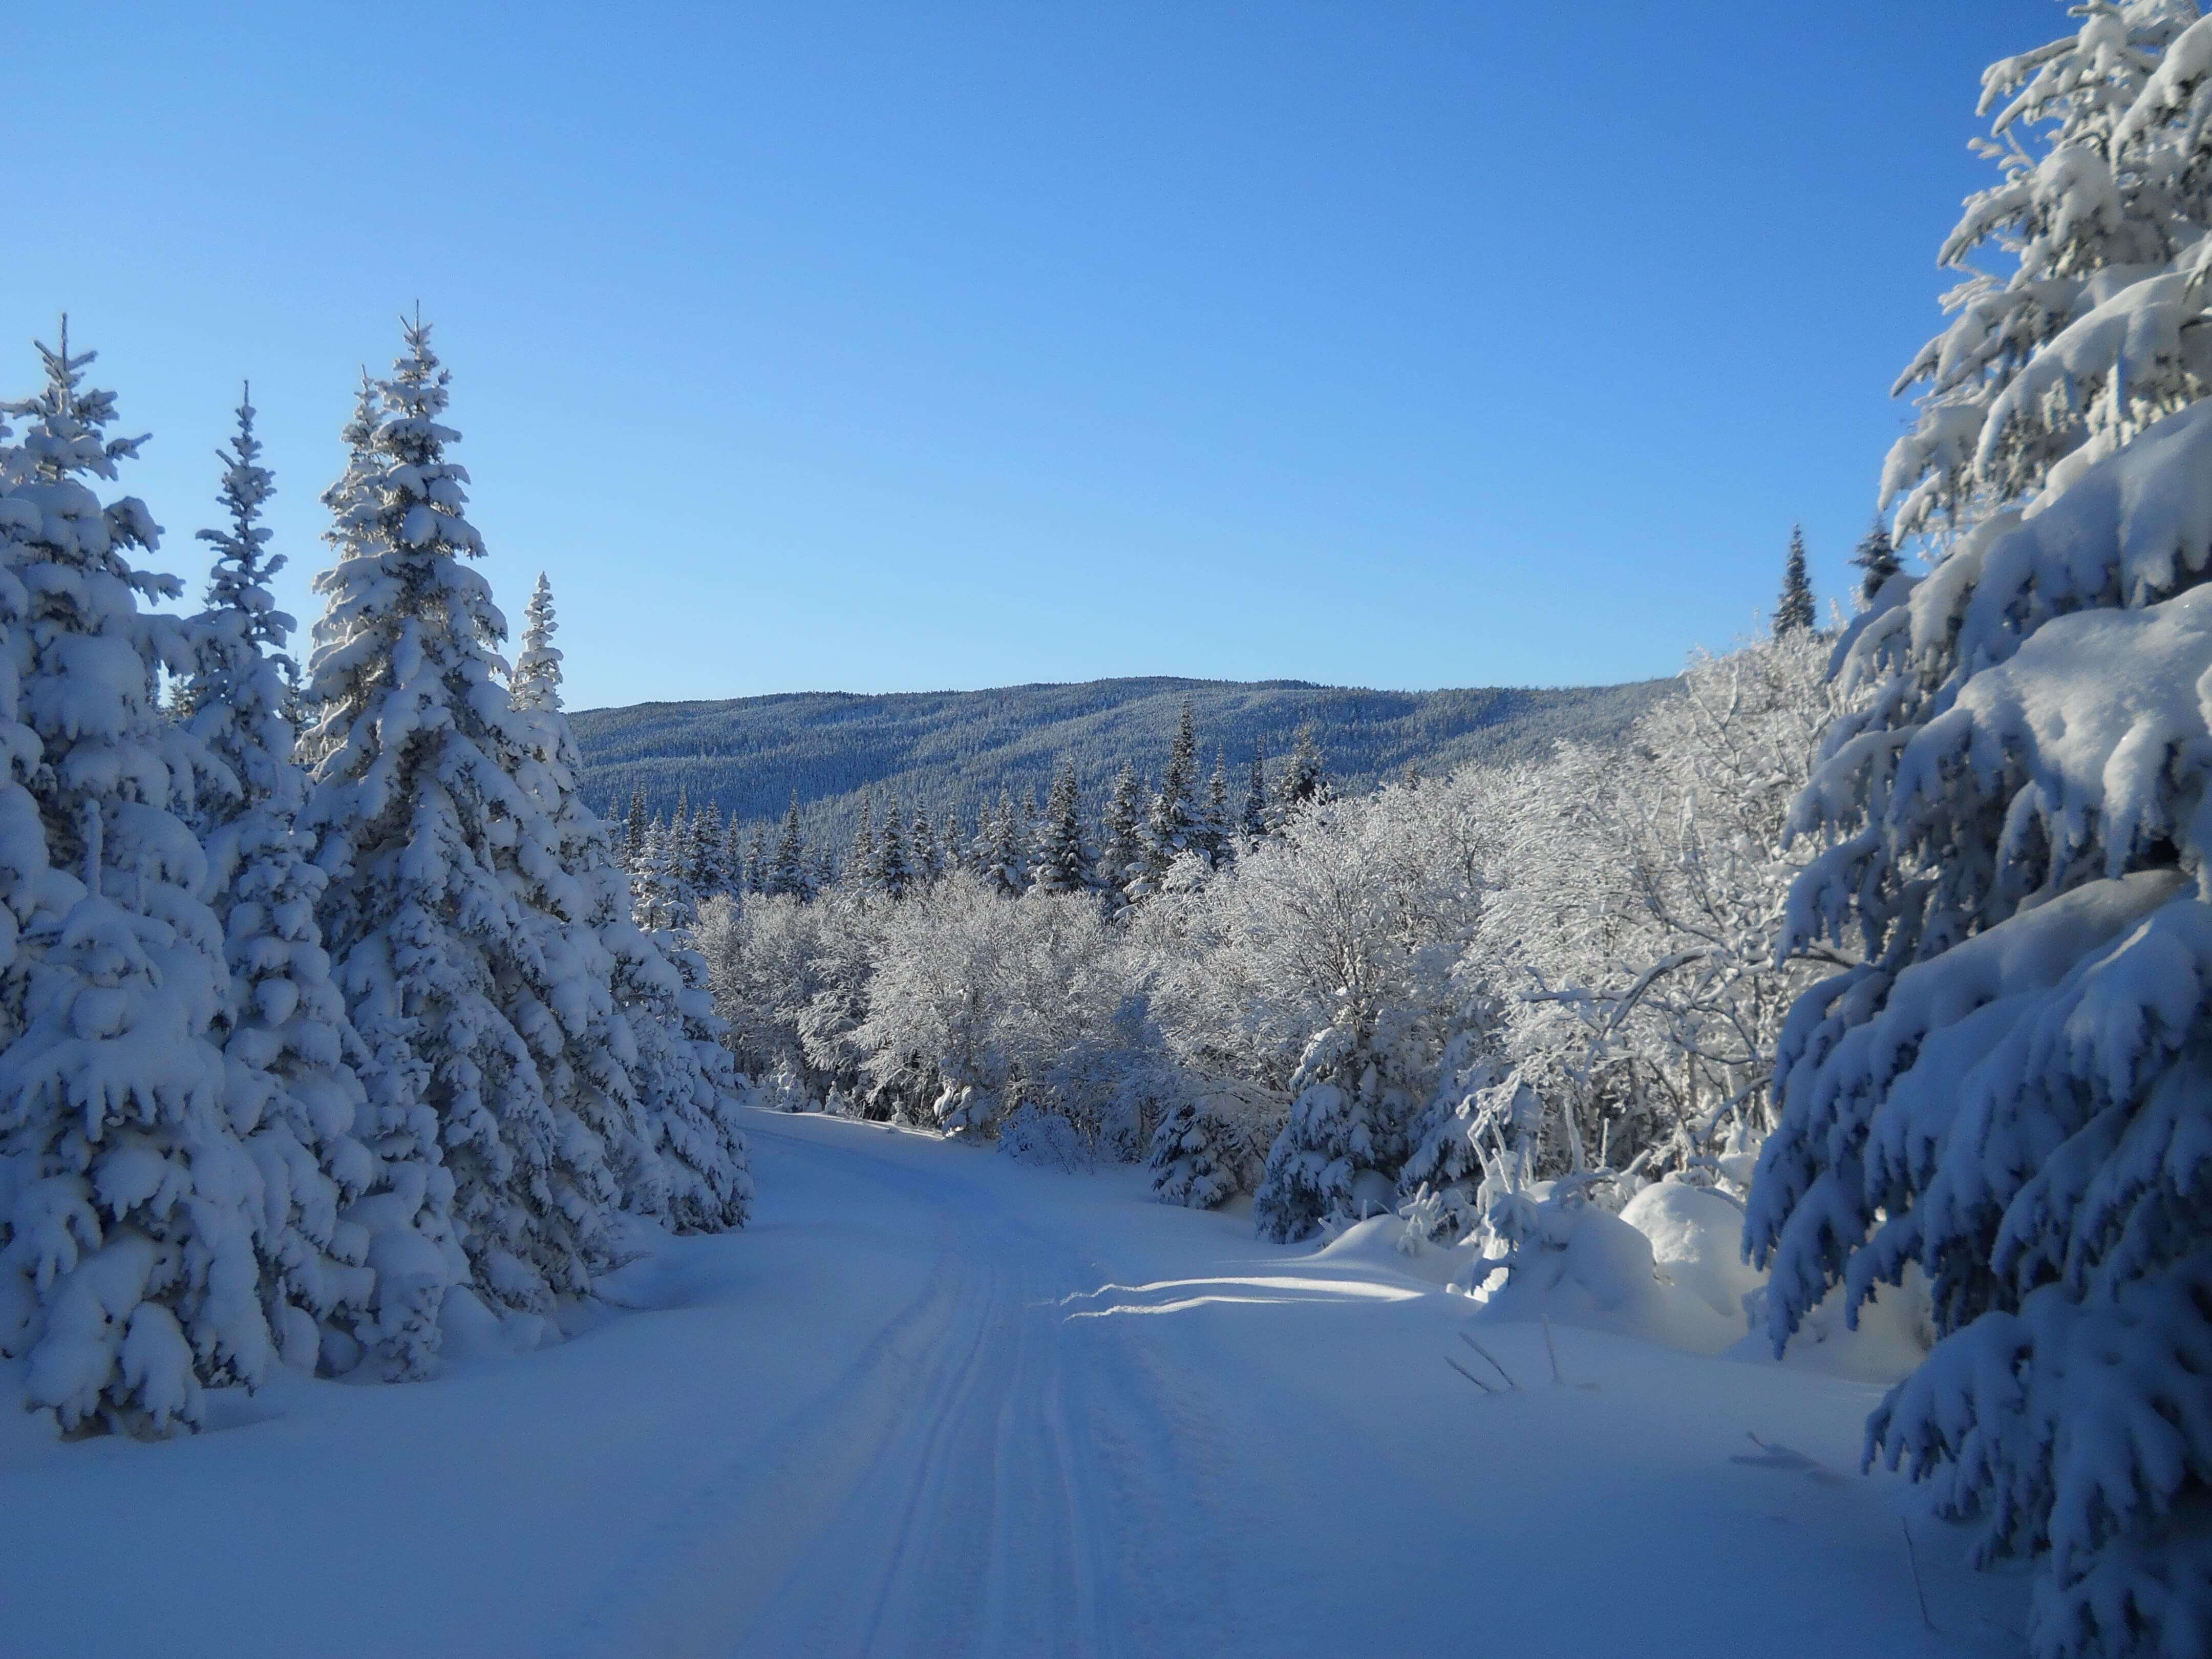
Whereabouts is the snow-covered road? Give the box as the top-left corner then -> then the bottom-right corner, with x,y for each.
1,1109 -> 2020,1658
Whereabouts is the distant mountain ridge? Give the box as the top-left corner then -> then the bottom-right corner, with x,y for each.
569,674 -> 1676,848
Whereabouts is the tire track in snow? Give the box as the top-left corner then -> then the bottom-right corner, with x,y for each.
555,1120 -> 1219,1657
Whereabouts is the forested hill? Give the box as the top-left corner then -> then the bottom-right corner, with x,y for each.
570,675 -> 1676,842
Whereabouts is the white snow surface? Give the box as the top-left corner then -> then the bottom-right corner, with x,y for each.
0,1110 -> 2024,1657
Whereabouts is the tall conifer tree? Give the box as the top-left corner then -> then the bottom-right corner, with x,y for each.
184,388 -> 381,1379
1774,525 -> 1816,636
301,317 -> 618,1341
0,329 -> 271,1431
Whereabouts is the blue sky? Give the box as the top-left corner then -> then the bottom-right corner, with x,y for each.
10,1 -> 2032,710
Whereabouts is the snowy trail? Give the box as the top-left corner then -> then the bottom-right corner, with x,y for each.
567,1123 -> 1159,1658
0,1108 -> 2022,1659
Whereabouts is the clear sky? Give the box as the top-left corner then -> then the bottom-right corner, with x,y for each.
10,1 -> 2032,711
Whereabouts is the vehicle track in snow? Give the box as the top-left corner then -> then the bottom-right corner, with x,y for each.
560,1119 -> 1226,1659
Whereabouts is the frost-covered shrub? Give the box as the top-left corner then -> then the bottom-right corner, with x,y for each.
996,1104 -> 1090,1172
1458,630 -> 1855,1190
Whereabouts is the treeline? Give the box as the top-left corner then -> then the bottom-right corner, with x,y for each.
568,674 -> 1676,854
696,616 -> 1847,1219
0,320 -> 749,1438
610,704 -> 1329,914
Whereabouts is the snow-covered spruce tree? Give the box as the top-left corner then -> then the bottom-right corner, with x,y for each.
981,788 -> 1025,897
909,802 -> 938,887
1147,1080 -> 1272,1211
939,803 -> 967,880
182,388 -> 385,1378
1243,743 -> 1269,843
694,800 -> 727,899
875,791 -> 912,900
769,791 -> 811,899
743,823 -> 767,896
1129,699 -> 1200,901
846,793 -> 875,895
506,576 -> 750,1236
0,329 -> 277,1434
1253,1008 -> 1424,1243
1750,17 -> 2212,1653
734,824 -> 755,895
1882,1 -> 2207,545
630,817 -> 672,929
1097,762 -> 1144,917
1029,761 -> 1091,897
301,317 -> 623,1335
1268,724 -> 1329,830
509,572 -> 561,715
1774,525 -> 1815,636
664,788 -> 699,924
1200,749 -> 1233,869
624,783 -> 647,869
1850,515 -> 1903,608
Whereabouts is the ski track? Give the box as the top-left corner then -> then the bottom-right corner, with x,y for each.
0,1105 -> 2027,1659
560,1120 -> 1210,1659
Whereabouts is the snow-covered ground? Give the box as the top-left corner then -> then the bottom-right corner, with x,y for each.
1,1108 -> 2025,1658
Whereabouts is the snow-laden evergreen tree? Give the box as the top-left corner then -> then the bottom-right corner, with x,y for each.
504,575 -> 750,1238
725,814 -> 748,897
308,371 -> 380,577
509,573 -> 561,715
1097,762 -> 1145,916
1147,1082 -> 1271,1210
980,788 -> 1025,897
744,823 -> 767,896
301,317 -> 622,1337
633,816 -> 692,931
665,787 -> 699,921
769,792 -> 810,900
1130,700 -> 1200,900
1243,743 -> 1269,842
182,388 -> 383,1380
1200,748 -> 1233,868
1751,17 -> 2212,1652
0,329 -> 278,1434
1882,1 -> 2208,544
1774,525 -> 1815,636
1253,1008 -> 1424,1244
874,791 -> 912,899
694,800 -> 727,898
1269,724 -> 1329,828
909,802 -> 938,887
1029,761 -> 1091,896
624,783 -> 647,869
846,793 -> 875,894
938,803 -> 965,880
1849,515 -> 1902,607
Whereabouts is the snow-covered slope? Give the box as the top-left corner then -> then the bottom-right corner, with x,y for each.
0,1111 -> 2020,1657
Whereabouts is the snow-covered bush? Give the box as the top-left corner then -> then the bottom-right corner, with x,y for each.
1460,630 -> 1855,1197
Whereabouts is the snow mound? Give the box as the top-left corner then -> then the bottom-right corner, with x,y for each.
1618,1181 -> 1762,1324
1460,1182 -> 1748,1356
